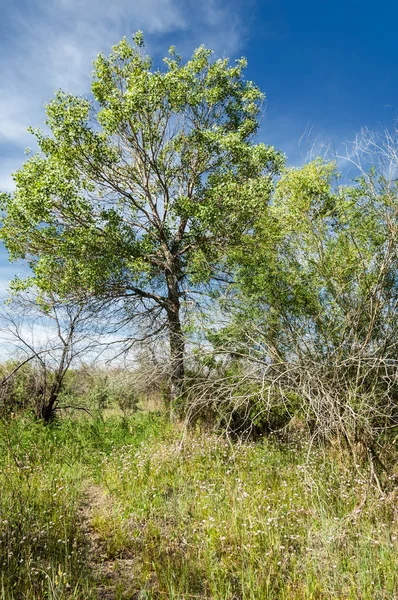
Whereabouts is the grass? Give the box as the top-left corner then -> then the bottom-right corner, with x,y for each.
0,412 -> 397,599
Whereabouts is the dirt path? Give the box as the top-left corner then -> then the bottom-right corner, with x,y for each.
79,484 -> 142,599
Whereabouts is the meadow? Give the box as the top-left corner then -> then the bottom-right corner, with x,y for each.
1,411 -> 396,600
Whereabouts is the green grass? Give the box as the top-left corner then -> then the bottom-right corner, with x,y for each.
0,413 -> 397,599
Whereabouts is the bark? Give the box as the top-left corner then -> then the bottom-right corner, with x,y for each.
166,275 -> 185,421
40,381 -> 63,422
41,399 -> 57,423
40,342 -> 70,422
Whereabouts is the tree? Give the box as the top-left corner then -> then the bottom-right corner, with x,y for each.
229,154 -> 398,363
209,149 -> 398,456
0,33 -> 283,412
0,291 -> 109,420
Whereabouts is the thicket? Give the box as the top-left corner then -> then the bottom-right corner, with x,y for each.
185,148 -> 398,476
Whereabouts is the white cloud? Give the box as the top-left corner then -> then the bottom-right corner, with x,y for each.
0,0 -> 246,149
0,158 -> 20,192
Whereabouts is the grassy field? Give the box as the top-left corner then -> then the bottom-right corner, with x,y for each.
0,412 -> 397,599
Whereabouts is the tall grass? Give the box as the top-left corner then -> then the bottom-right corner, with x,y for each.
0,413 -> 160,599
0,413 -> 397,599
94,427 -> 398,599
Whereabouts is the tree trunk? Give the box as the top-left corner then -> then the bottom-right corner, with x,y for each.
41,399 -> 57,423
40,384 -> 62,422
40,362 -> 67,423
167,296 -> 185,422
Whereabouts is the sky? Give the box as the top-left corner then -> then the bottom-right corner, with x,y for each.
0,0 -> 398,298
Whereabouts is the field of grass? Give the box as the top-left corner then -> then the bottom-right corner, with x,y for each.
0,412 -> 397,599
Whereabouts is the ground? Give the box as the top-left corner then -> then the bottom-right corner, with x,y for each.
0,412 -> 397,599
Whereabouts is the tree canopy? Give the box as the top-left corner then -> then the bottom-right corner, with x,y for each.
0,33 -> 283,404
226,157 -> 398,362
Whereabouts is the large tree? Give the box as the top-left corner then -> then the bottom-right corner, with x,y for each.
0,33 -> 283,407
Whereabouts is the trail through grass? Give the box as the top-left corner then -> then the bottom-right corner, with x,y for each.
0,413 -> 397,599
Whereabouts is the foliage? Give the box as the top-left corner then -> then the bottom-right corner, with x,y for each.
228,156 -> 398,362
0,360 -> 45,416
202,157 -> 398,452
60,368 -> 141,414
1,28 -> 398,600
0,34 -> 283,405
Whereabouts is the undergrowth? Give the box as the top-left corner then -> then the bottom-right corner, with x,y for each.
0,413 -> 397,599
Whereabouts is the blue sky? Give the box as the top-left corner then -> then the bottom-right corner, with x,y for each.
1,0 -> 397,293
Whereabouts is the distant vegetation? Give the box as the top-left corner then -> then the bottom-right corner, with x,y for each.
0,34 -> 397,598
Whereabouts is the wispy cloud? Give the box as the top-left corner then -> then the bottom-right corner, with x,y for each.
0,0 -> 247,153
0,157 -> 21,192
